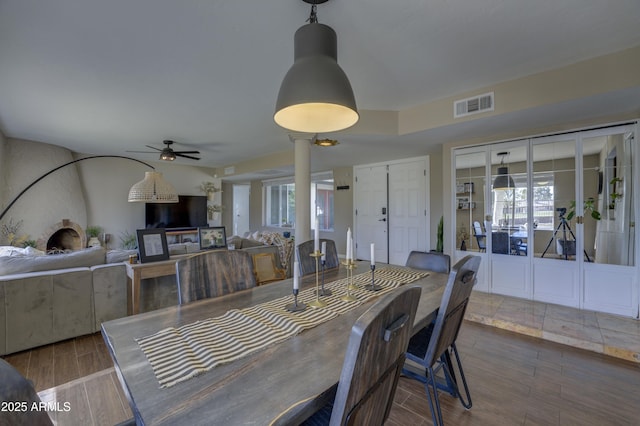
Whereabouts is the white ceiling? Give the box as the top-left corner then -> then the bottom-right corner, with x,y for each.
1,0 -> 639,179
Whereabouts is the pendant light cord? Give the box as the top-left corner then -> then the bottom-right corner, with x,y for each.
307,3 -> 318,23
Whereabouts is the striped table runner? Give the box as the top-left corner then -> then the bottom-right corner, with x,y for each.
137,266 -> 428,388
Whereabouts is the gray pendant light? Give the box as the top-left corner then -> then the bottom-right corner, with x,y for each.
493,152 -> 515,190
274,0 -> 358,133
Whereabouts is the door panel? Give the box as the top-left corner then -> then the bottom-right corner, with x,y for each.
388,160 -> 427,265
354,165 -> 388,262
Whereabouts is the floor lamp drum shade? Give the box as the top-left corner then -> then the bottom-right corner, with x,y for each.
128,171 -> 179,203
275,23 -> 358,133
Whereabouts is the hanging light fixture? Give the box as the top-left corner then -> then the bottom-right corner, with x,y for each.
128,171 -> 179,203
493,151 -> 515,190
274,0 -> 358,133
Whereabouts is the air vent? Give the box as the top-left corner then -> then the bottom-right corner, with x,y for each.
454,92 -> 494,118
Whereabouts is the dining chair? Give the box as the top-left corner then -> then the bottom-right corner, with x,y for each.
296,239 -> 340,276
472,221 -> 486,252
252,252 -> 286,285
298,285 -> 422,425
0,358 -> 53,425
405,251 -> 450,274
491,231 -> 510,254
175,250 -> 257,305
401,254 -> 481,426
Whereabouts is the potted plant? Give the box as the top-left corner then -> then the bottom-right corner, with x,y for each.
566,198 -> 601,221
435,216 -> 444,253
120,230 -> 137,250
86,226 -> 103,247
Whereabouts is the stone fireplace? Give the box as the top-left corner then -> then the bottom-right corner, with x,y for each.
37,219 -> 87,252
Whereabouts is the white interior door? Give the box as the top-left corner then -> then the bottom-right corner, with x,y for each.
388,158 -> 428,265
232,184 -> 250,237
354,165 -> 388,262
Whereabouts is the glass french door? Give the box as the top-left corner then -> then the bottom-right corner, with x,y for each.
453,122 -> 639,317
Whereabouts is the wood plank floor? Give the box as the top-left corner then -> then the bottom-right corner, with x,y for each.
3,321 -> 640,425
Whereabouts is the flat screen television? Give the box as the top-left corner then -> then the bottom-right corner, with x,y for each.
145,195 -> 208,229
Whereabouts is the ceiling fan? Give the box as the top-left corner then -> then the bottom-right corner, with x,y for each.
128,140 -> 201,161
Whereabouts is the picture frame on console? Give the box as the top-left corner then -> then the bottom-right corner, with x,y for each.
199,226 -> 227,250
136,228 -> 170,263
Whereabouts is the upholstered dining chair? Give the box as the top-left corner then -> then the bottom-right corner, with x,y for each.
491,231 -> 510,254
405,251 -> 451,274
252,252 -> 286,285
472,221 -> 486,252
175,250 -> 257,305
296,285 -> 422,425
296,239 -> 340,276
401,255 -> 481,426
0,358 -> 53,425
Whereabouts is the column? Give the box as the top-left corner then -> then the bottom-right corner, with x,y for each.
289,133 -> 315,245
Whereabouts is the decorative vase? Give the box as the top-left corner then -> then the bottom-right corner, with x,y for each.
88,237 -> 101,248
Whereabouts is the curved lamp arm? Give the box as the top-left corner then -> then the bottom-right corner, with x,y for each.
0,155 -> 154,223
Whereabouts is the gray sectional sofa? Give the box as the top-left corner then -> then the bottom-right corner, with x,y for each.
0,238 -> 293,355
0,246 -> 128,355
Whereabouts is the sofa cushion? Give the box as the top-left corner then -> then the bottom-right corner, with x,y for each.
0,246 -> 106,275
106,249 -> 138,263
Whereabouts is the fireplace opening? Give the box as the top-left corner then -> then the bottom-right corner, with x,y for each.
37,219 -> 87,253
47,228 -> 82,252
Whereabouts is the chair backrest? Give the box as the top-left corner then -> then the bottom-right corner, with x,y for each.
473,221 -> 484,236
473,221 -> 486,250
330,285 -> 421,425
176,250 -> 257,305
424,255 -> 481,366
252,252 -> 286,285
0,359 -> 53,425
405,251 -> 451,274
491,231 -> 510,254
296,239 -> 340,276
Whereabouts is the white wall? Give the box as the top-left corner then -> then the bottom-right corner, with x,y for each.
1,138 -> 217,248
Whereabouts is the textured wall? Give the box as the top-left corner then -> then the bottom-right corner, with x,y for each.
2,138 -> 87,245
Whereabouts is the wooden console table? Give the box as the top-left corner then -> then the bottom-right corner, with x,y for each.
125,256 -> 188,315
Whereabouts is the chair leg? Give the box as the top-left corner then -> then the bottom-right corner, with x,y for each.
445,343 -> 472,409
425,366 -> 445,426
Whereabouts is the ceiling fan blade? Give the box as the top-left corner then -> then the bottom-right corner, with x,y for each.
145,145 -> 163,151
126,150 -> 157,153
176,153 -> 200,160
173,150 -> 200,154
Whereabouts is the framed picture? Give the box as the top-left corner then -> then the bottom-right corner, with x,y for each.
456,197 -> 469,210
199,226 -> 227,250
136,229 -> 170,263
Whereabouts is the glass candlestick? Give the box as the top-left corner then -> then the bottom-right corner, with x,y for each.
308,251 -> 327,308
316,259 -> 332,297
340,260 -> 357,302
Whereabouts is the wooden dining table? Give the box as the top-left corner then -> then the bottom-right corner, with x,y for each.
101,262 -> 448,425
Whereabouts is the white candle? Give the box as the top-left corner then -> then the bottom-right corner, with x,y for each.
321,241 -> 326,262
314,217 -> 320,253
346,228 -> 352,261
351,237 -> 355,261
293,261 -> 299,290
370,243 -> 375,265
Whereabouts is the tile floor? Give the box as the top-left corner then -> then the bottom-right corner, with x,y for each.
465,291 -> 640,364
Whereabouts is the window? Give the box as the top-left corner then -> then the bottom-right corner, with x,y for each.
263,172 -> 334,231
492,172 -> 554,231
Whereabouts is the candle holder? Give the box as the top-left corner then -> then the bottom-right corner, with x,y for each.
285,288 -> 307,312
364,264 -> 381,291
308,251 -> 327,308
340,260 -> 357,302
315,258 -> 332,297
